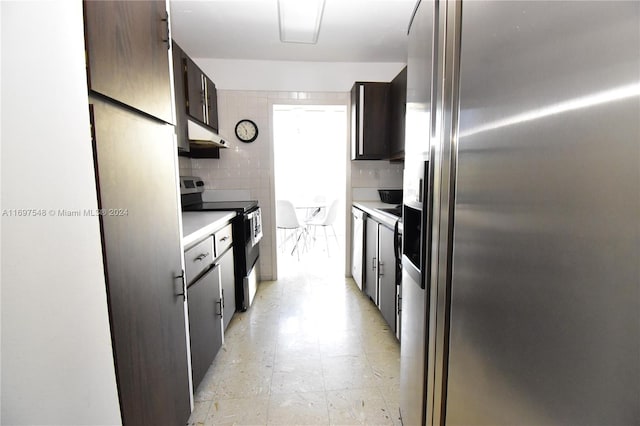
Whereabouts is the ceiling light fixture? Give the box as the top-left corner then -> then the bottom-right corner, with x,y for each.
278,0 -> 326,44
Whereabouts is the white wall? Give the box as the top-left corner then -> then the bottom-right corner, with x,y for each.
195,58 -> 406,91
1,1 -> 121,424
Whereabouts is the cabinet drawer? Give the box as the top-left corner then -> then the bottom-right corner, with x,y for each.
214,223 -> 233,255
185,236 -> 214,285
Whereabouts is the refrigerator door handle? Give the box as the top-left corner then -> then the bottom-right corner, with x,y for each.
423,161 -> 434,289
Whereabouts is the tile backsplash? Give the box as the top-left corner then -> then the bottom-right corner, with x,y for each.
351,160 -> 404,200
189,90 -> 350,281
178,156 -> 193,177
177,90 -> 404,279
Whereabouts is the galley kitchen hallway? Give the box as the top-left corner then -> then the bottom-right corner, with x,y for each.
187,250 -> 401,425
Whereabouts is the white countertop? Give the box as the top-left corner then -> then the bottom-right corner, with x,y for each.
182,211 -> 236,248
353,201 -> 402,230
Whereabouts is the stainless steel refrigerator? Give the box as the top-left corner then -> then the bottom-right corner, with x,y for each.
399,1 -> 640,425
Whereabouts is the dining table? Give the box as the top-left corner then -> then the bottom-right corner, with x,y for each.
294,200 -> 326,222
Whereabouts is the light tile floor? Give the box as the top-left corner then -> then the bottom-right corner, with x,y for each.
187,241 -> 401,426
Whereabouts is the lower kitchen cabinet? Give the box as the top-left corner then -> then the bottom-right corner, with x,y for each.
357,206 -> 401,336
220,247 -> 236,330
187,265 -> 223,391
378,224 -> 396,331
365,216 -> 379,304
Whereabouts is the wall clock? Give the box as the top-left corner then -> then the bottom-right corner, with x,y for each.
234,119 -> 259,143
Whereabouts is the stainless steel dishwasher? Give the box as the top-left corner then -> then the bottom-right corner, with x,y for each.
351,207 -> 365,290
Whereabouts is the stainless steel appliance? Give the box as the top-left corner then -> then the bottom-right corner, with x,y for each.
400,1 -> 640,425
399,1 -> 435,424
181,176 -> 263,310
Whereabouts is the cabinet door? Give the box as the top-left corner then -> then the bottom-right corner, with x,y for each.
220,248 -> 236,331
90,99 -> 190,425
378,224 -> 396,331
187,265 -> 223,391
351,82 -> 390,160
205,77 -> 218,131
84,0 -> 173,124
389,67 -> 407,160
364,218 -> 379,304
185,56 -> 206,124
172,40 -> 189,152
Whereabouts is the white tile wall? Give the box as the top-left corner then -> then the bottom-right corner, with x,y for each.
192,90 -> 350,280
187,90 -> 403,280
351,160 -> 404,200
178,155 -> 193,177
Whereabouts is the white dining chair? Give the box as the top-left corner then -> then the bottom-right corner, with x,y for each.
305,199 -> 339,256
276,199 -> 307,259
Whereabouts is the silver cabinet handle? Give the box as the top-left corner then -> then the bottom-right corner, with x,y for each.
194,252 -> 209,262
372,257 -> 377,270
379,261 -> 385,276
358,84 -> 365,155
201,75 -> 207,124
175,270 -> 186,301
215,299 -> 223,317
161,11 -> 170,49
220,236 -> 229,242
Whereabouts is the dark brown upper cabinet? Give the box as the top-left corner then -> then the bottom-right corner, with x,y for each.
184,56 -> 218,131
84,0 -> 173,124
171,41 -> 189,153
389,67 -> 407,161
172,41 -> 220,158
351,82 -> 390,160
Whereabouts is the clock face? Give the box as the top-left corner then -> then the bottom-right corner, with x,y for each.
235,119 -> 259,143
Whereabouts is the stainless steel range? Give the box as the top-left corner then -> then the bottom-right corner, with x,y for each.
180,176 -> 262,310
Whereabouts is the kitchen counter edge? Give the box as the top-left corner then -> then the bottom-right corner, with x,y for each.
182,211 -> 237,248
353,201 -> 401,230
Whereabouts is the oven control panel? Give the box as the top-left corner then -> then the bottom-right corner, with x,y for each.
180,176 -> 205,195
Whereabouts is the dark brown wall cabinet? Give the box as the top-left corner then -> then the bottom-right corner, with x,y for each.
84,1 -> 191,424
389,67 -> 407,161
350,67 -> 407,161
172,41 -> 190,152
172,39 -> 220,158
84,0 -> 173,124
351,82 -> 390,160
185,56 -> 218,131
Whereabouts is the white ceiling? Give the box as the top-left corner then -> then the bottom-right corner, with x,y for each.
170,0 -> 418,63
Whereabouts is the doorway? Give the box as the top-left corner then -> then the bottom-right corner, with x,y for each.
273,104 -> 347,278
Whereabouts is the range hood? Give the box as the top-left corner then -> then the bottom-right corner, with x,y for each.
187,119 -> 229,148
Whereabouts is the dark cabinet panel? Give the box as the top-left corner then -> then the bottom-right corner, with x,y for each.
84,0 -> 173,124
184,56 -> 218,131
172,41 -> 189,152
389,67 -> 407,161
188,266 -> 223,390
378,224 -> 397,331
205,77 -> 218,131
220,248 -> 236,331
185,56 -> 206,124
176,44 -> 220,158
90,99 -> 190,426
351,82 -> 390,160
365,217 -> 379,304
